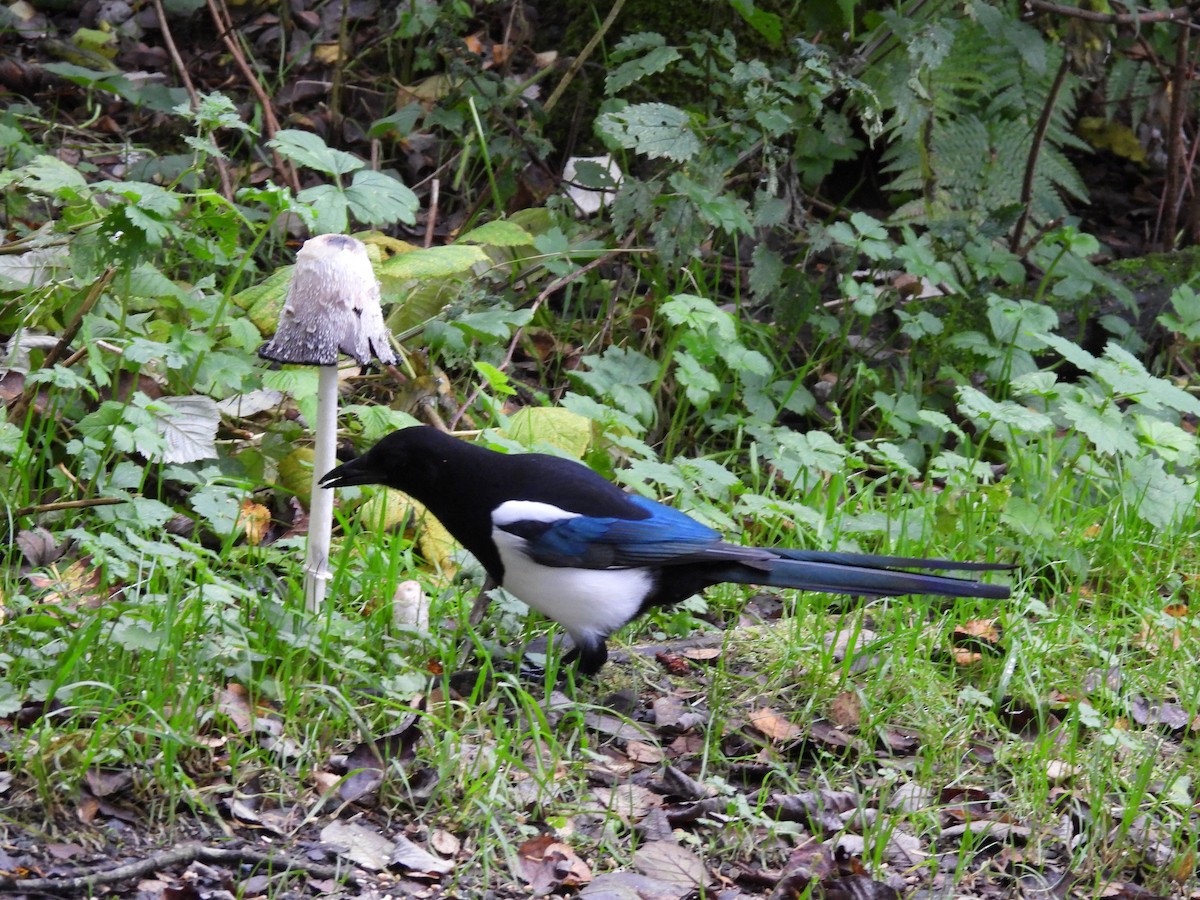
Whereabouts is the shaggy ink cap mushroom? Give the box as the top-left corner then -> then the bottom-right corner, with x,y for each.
258,234 -> 397,367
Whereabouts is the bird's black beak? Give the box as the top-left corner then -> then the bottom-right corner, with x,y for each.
319,457 -> 380,490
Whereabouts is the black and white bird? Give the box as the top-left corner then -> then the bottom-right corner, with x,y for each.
320,426 -> 1011,675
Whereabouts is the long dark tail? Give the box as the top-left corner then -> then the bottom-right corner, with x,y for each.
729,549 -> 1012,600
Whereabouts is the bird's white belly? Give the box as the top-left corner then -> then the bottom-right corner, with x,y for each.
492,529 -> 653,643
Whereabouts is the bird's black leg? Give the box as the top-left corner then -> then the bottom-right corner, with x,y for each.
574,639 -> 609,677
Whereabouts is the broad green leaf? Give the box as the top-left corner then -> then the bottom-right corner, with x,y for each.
458,220 -> 535,247
1058,393 -> 1138,457
675,351 -> 721,409
269,129 -> 363,177
571,346 -> 659,426
503,407 -> 594,458
957,385 -> 1054,435
232,263 -> 294,335
149,395 -> 221,464
606,43 -> 681,94
379,244 -> 488,280
345,169 -> 419,227
1122,456 -> 1194,530
1033,331 -> 1098,374
0,246 -> 70,290
0,154 -> 89,195
296,183 -> 350,234
596,103 -> 700,162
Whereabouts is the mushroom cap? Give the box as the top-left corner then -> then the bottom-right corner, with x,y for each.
258,234 -> 397,366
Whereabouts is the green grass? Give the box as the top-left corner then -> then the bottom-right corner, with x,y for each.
4,400 -> 1198,898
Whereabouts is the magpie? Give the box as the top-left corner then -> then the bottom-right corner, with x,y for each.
320,426 -> 1011,675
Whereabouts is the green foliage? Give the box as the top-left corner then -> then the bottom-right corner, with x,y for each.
865,1 -> 1088,234
269,129 -> 419,234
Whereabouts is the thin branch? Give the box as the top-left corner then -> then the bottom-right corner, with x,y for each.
152,0 -> 233,200
8,267 -> 115,425
206,0 -> 301,194
14,497 -> 126,517
1159,20 -> 1192,249
0,842 -> 358,894
448,231 -> 643,430
1027,0 -> 1200,25
543,0 -> 628,114
1009,54 -> 1072,254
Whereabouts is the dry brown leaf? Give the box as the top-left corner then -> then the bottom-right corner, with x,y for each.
828,690 -> 862,730
955,618 -> 1001,644
591,783 -> 661,823
749,707 -> 803,743
519,833 -> 591,895
952,648 -> 984,665
238,499 -> 271,546
626,740 -> 666,764
632,841 -> 706,891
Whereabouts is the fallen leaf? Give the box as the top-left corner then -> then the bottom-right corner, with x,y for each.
828,690 -> 862,730
319,820 -> 394,871
519,833 -> 591,895
238,499 -> 271,546
392,834 -> 454,876
632,841 -> 706,891
579,871 -> 688,899
591,783 -> 661,823
626,740 -> 666,764
749,707 -> 803,743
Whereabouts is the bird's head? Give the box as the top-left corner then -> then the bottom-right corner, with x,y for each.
319,426 -> 455,494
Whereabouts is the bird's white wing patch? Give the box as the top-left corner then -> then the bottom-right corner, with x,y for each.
492,499 -> 580,526
492,527 -> 652,645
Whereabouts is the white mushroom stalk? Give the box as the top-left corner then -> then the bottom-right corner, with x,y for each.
259,234 -> 396,613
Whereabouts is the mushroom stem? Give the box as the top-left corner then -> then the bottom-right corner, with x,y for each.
304,363 -> 339,612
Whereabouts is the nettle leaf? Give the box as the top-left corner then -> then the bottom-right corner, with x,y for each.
344,169 -> 419,227
453,306 -> 533,341
596,103 -> 700,162
344,405 -> 419,442
1096,343 -> 1200,415
765,429 -> 850,482
860,440 -> 920,478
270,129 -> 363,177
671,173 -> 753,235
0,154 -> 89,197
190,480 -> 245,536
1159,284 -> 1200,341
1135,415 -> 1198,465
606,43 -> 682,94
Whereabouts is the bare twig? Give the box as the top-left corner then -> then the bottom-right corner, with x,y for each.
1027,0 -> 1200,26
8,267 -> 115,425
152,0 -> 232,199
543,0 -> 628,114
14,497 -> 126,517
0,842 -> 357,894
448,231 -> 643,429
424,177 -> 440,248
206,0 -> 301,194
1009,54 -> 1072,254
1159,20 -> 1192,249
